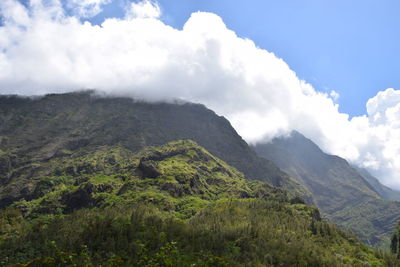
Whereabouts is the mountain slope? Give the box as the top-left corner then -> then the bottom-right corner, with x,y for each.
5,139 -> 282,219
253,131 -> 400,247
0,91 -> 310,207
1,140 -> 396,266
354,166 -> 400,201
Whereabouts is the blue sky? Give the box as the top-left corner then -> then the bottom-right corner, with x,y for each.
88,0 -> 400,117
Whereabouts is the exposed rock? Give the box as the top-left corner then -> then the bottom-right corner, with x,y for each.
96,183 -> 113,193
312,208 -> 322,222
76,163 -> 96,175
198,166 -> 210,173
107,156 -> 117,165
31,179 -> 56,199
290,196 -> 306,204
161,183 -> 184,197
144,150 -> 181,162
189,174 -> 202,191
64,166 -> 77,176
238,190 -> 251,198
61,183 -> 97,212
138,159 -> 161,178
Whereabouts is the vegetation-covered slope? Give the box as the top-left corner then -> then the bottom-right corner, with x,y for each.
1,140 -> 397,266
390,222 -> 400,258
5,139 -> 276,220
0,91 -> 310,207
354,166 -> 400,202
253,131 -> 400,247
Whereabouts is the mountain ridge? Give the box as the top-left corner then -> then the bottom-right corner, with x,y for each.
0,91 -> 310,208
353,165 -> 400,202
253,131 -> 400,247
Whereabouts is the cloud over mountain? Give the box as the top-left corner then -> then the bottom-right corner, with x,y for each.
1,0 -> 400,188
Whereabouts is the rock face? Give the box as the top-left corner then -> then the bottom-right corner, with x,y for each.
138,159 -> 162,178
61,183 -> 100,212
253,131 -> 400,247
0,91 -> 309,207
62,185 -> 95,211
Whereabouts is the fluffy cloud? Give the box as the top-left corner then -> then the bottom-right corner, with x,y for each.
351,89 -> 400,186
67,0 -> 111,18
1,0 -> 400,188
126,0 -> 161,19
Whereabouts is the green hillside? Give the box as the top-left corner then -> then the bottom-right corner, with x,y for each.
253,131 -> 400,247
1,140 -> 397,266
0,91 -> 310,207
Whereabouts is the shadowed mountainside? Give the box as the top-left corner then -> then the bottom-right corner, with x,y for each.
353,166 -> 400,202
253,131 -> 400,247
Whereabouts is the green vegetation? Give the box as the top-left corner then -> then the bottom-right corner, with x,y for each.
0,91 -> 310,208
354,166 -> 400,202
1,92 -> 400,265
254,131 -> 400,248
0,140 -> 398,266
2,200 -> 397,266
5,140 -> 285,220
391,222 -> 400,258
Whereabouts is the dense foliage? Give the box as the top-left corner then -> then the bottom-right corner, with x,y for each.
391,222 -> 400,259
2,200 -> 397,266
0,140 -> 398,266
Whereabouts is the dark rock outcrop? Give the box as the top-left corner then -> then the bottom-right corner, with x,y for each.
61,183 -> 97,212
138,159 -> 161,178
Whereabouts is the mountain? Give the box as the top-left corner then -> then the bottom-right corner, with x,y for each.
1,92 -> 399,265
0,91 -> 310,208
353,166 -> 400,202
253,131 -> 400,247
1,139 -> 396,266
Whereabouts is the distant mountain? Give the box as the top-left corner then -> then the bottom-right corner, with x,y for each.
0,91 -> 309,208
353,166 -> 400,201
253,131 -> 400,247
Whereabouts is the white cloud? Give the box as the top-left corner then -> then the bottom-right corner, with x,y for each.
67,0 -> 111,18
350,88 -> 400,187
125,0 -> 161,19
330,90 -> 340,101
1,0 -> 400,188
0,0 -> 30,26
